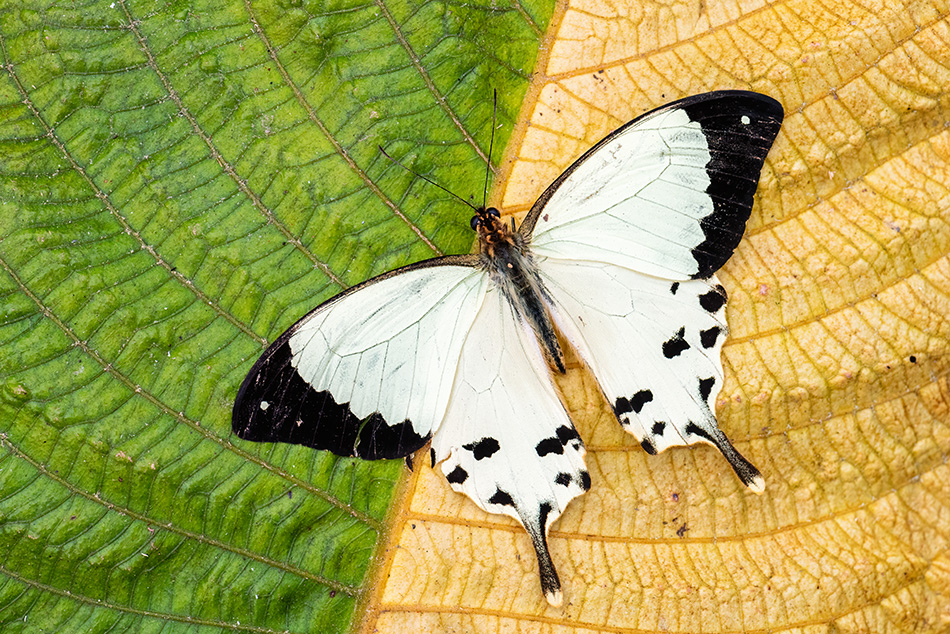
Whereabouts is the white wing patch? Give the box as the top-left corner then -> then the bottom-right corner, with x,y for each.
530,108 -> 714,279
431,287 -> 589,606
539,257 -> 763,492
289,266 -> 488,439
233,263 -> 490,459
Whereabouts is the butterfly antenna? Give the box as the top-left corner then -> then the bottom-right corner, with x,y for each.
378,145 -> 478,211
482,89 -> 497,211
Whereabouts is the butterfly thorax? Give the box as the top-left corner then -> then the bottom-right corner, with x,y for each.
472,207 -> 566,373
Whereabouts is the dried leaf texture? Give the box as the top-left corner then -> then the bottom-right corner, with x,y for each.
362,0 -> 950,631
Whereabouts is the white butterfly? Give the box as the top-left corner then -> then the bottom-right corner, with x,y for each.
232,91 -> 784,606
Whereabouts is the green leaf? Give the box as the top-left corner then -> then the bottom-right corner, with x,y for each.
0,0 -> 551,631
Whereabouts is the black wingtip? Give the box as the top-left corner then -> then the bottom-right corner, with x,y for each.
680,92 -> 785,279
232,340 -> 431,460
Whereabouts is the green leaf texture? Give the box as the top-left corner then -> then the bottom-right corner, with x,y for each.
0,1 -> 551,631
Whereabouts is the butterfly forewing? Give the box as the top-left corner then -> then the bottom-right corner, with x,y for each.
233,257 -> 486,459
524,91 -> 784,281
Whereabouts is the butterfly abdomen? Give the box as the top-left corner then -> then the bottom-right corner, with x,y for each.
477,212 -> 566,374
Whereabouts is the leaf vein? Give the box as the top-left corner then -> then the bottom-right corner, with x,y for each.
0,250 -> 382,530
117,0 -> 345,289
0,436 -> 361,597
244,0 -> 444,256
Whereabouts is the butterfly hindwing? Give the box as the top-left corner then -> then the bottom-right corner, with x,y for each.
539,258 -> 763,491
523,91 -> 783,280
233,257 -> 487,459
431,287 -> 589,607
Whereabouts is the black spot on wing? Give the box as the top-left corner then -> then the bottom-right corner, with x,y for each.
641,438 -> 658,455
700,326 -> 722,349
699,286 -> 727,313
446,465 -> 468,485
555,472 -> 572,486
652,421 -> 667,436
681,92 -> 784,278
463,437 -> 500,460
232,340 -> 429,460
670,282 -> 680,295
615,389 -> 654,418
536,437 -> 564,457
489,488 -> 515,507
430,448 -> 436,468
699,376 -> 716,401
556,425 -> 580,444
662,327 -> 690,358
579,471 -> 591,491
631,390 -> 653,413
685,422 -> 714,442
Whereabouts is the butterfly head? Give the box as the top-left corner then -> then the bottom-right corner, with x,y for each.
470,206 -> 502,231
470,207 -> 517,257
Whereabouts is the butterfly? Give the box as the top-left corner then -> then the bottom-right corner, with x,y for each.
232,90 -> 784,606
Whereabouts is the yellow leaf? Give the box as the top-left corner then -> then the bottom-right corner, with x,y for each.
359,0 -> 950,630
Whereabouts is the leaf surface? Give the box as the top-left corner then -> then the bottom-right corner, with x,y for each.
0,0 -> 548,631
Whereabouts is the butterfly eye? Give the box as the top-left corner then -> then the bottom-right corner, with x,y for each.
470,215 -> 480,230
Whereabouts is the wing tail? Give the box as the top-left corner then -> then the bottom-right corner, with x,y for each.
685,420 -> 765,493
524,511 -> 563,606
